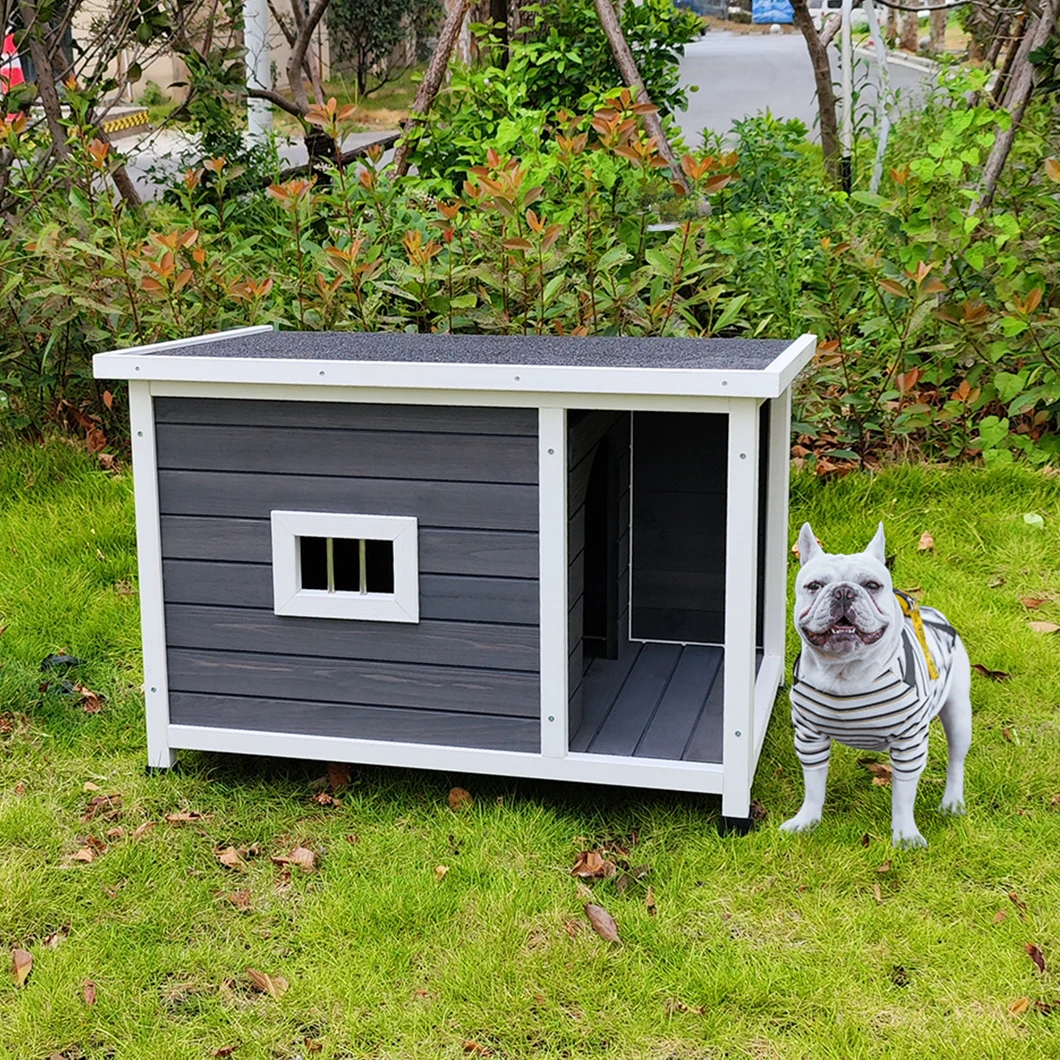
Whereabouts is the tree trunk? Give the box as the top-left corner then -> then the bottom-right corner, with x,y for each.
792,0 -> 839,185
17,0 -> 69,160
592,0 -> 687,191
899,9 -> 920,52
992,11 -> 1028,107
393,0 -> 475,176
885,5 -> 898,45
975,0 -> 1060,213
929,0 -> 946,54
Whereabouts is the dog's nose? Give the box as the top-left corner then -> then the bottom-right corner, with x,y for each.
832,585 -> 856,604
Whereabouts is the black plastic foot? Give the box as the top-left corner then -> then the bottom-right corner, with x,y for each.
719,815 -> 755,837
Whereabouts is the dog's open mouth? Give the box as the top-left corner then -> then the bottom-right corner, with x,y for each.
802,623 -> 886,647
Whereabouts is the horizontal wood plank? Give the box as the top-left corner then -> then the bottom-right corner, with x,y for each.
158,471 -> 538,531
169,693 -> 540,752
162,560 -> 538,624
631,606 -> 724,645
155,398 -> 537,435
167,649 -> 540,717
156,424 -> 538,484
160,516 -> 538,578
635,646 -> 723,759
165,605 -> 539,672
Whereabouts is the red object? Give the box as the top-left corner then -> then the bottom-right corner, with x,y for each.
2,31 -> 24,122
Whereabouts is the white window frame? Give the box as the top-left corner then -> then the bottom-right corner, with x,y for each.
271,511 -> 419,623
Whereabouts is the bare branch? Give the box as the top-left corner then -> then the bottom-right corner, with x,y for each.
247,85 -> 308,118
286,0 -> 330,113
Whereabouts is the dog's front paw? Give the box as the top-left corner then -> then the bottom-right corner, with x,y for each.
779,810 -> 821,834
938,796 -> 966,817
892,828 -> 927,849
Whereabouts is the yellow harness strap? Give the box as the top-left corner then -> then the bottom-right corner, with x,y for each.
895,591 -> 939,680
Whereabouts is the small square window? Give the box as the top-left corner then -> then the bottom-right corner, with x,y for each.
271,512 -> 418,623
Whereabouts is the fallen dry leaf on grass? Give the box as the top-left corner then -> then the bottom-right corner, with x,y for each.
216,847 -> 247,872
310,791 -> 342,807
874,883 -> 883,903
327,761 -> 352,791
1026,943 -> 1047,975
1009,892 -> 1028,919
462,1042 -> 493,1056
11,948 -> 32,987
664,998 -> 704,1016
448,786 -> 473,811
1021,597 -> 1049,609
106,827 -> 124,841
225,889 -> 251,909
876,861 -> 892,873
304,1041 -> 323,1055
82,794 -> 121,822
70,847 -> 96,863
570,850 -> 617,879
918,531 -> 935,551
164,811 -> 209,824
74,685 -> 104,713
83,781 -> 100,792
972,664 -> 1011,681
130,821 -> 156,842
1010,997 -> 1031,1015
1028,621 -> 1060,634
993,910 -> 1006,925
246,968 -> 288,998
271,846 -> 315,873
43,926 -> 69,948
860,760 -> 892,786
83,980 -> 97,1006
211,1047 -> 238,1058
563,919 -> 580,939
585,903 -> 620,943
434,865 -> 449,881
646,887 -> 657,917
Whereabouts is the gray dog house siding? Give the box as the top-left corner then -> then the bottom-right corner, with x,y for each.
95,327 -> 814,817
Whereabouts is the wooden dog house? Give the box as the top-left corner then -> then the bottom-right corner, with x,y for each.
95,327 -> 814,821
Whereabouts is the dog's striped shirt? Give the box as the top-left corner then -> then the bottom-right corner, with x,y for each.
790,605 -> 959,778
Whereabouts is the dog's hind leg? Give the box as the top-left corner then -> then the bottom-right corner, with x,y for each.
937,636 -> 972,815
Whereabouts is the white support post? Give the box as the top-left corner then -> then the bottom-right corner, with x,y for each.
762,388 -> 792,666
128,382 -> 175,769
721,398 -> 761,819
840,0 -> 854,192
244,0 -> 272,143
864,0 -> 892,194
538,407 -> 569,758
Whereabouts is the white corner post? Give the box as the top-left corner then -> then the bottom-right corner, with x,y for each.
762,389 -> 791,668
244,0 -> 272,143
539,407 -> 569,758
128,382 -> 176,769
840,0 -> 854,192
722,399 -> 761,820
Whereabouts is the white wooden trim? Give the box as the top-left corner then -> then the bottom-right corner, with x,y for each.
270,511 -> 419,623
762,389 -> 792,663
94,348 -> 812,399
144,380 -> 735,415
167,725 -> 725,793
102,326 -> 273,358
130,382 -> 174,768
721,398 -> 761,818
539,408 -> 569,757
753,653 -> 784,766
763,333 -> 817,395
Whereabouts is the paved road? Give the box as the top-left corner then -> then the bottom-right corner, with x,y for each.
675,31 -> 936,145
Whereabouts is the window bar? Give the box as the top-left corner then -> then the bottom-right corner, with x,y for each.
326,537 -> 335,594
359,539 -> 368,595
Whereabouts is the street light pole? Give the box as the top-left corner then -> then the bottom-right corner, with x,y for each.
244,0 -> 272,143
840,0 -> 853,192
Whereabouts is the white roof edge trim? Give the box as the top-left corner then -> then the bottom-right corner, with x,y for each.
763,333 -> 817,394
93,324 -> 275,360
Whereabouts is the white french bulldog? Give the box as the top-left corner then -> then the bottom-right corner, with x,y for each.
780,522 -> 972,848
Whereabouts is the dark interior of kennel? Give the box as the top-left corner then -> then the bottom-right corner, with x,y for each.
568,406 -> 770,762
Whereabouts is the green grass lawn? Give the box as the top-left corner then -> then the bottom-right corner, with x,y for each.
1,439 -> 1059,1059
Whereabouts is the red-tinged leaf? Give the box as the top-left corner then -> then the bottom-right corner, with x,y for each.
972,664 -> 1011,681
1021,597 -> 1048,609
918,531 -> 935,551
880,278 -> 909,298
1025,288 -> 1043,313
130,821 -> 155,841
102,390 -> 113,409
631,102 -> 659,115
704,174 -> 733,194
83,979 -> 97,1006
585,903 -> 620,942
11,948 -> 31,987
462,1042 -> 493,1056
1009,996 -> 1031,1015
1026,943 -> 1047,974
502,237 -> 531,252
448,786 -> 473,811
212,1047 -> 239,1058
246,968 -> 289,998
922,279 -> 948,294
570,850 -> 617,879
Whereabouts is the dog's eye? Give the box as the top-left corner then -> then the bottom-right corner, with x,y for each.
863,581 -> 882,591
805,581 -> 823,592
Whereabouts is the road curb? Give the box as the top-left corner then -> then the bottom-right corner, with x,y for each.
854,43 -> 939,75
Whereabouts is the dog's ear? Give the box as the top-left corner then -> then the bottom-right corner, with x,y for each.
863,522 -> 887,565
797,523 -> 822,567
